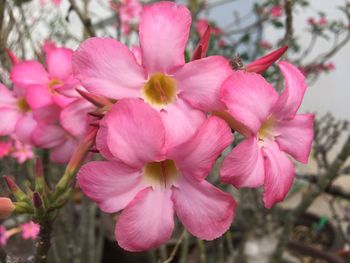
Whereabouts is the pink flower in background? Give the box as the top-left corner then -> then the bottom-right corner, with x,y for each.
78,99 -> 236,251
259,40 -> 273,50
118,0 -> 143,35
10,46 -> 77,110
10,138 -> 34,164
0,226 -> 8,246
40,0 -> 62,6
196,19 -> 222,38
270,5 -> 283,18
20,221 -> 40,240
0,84 -> 37,144
220,61 -> 314,208
74,1 -> 232,148
0,140 -> 12,158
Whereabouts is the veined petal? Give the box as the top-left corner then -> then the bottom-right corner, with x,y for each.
272,61 -> 307,119
105,99 -> 166,168
169,116 -> 233,180
95,120 -> 115,160
32,123 -> 65,148
115,187 -> 174,251
73,38 -> 146,99
15,114 -> 37,144
32,104 -> 60,124
160,99 -> 205,149
78,161 -> 146,213
139,1 -> 191,74
175,56 -> 231,111
10,61 -> 49,88
46,47 -> 73,80
220,137 -> 264,188
221,72 -> 279,135
262,141 -> 295,209
172,176 -> 236,240
274,114 -> 314,163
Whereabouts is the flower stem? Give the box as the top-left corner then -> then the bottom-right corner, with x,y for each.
34,219 -> 53,263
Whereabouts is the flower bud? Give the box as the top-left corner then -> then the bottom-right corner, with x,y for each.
34,158 -> 46,194
0,197 -> 15,219
32,192 -> 43,209
76,89 -> 114,108
192,25 -> 210,61
4,176 -> 29,202
246,46 -> 288,74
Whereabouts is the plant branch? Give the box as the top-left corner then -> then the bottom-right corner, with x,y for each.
68,0 -> 96,37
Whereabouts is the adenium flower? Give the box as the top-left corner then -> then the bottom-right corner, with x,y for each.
220,61 -> 314,208
0,226 -> 8,246
118,0 -> 143,35
0,139 -> 12,158
78,99 -> 236,251
73,1 -> 232,148
270,5 -> 283,18
10,45 -> 77,110
0,84 -> 36,144
20,221 -> 40,240
40,0 -> 61,6
10,138 -> 35,164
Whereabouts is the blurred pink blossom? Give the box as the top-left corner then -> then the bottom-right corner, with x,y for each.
20,221 -> 40,240
0,226 -> 8,246
0,140 -> 12,158
10,138 -> 34,164
270,5 -> 283,18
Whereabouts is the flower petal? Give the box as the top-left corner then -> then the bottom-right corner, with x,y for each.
50,138 -> 77,164
0,84 -> 16,106
262,141 -> 295,209
272,61 -> 307,119
160,99 -> 205,148
78,161 -> 146,213
60,99 -> 94,137
172,176 -> 236,240
105,99 -> 165,168
221,71 -> 279,135
95,120 -> 115,160
15,114 -> 37,144
274,114 -> 314,163
32,123 -> 65,148
0,108 -> 18,135
10,61 -> 49,88
169,116 -> 233,180
32,104 -> 60,124
73,38 -> 146,99
175,56 -> 231,111
139,1 -> 191,74
115,187 -> 174,251
46,47 -> 73,80
25,84 -> 53,109
220,137 -> 265,188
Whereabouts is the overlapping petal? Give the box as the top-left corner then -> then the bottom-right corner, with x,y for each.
25,84 -> 53,109
272,61 -> 307,119
46,47 -> 73,80
221,137 -> 265,188
78,161 -> 146,213
32,124 -> 65,148
10,61 -> 49,88
104,99 -> 166,168
262,141 -> 295,209
139,1 -> 191,74
0,108 -> 18,135
169,116 -> 233,180
172,176 -> 236,240
50,138 -> 77,164
175,56 -> 231,111
0,84 -> 16,106
221,71 -> 279,135
73,38 -> 146,100
274,114 -> 314,163
116,188 -> 174,251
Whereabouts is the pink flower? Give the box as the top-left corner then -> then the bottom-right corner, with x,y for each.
220,61 -> 314,208
318,17 -> 328,26
118,0 -> 143,35
259,40 -> 273,50
0,84 -> 37,144
0,226 -> 8,246
40,0 -> 61,6
20,221 -> 40,240
270,5 -> 283,18
0,139 -> 12,158
78,99 -> 236,252
10,46 -> 77,110
196,19 -> 222,38
73,2 -> 232,148
10,138 -> 34,164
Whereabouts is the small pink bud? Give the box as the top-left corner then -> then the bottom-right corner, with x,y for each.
4,176 -> 18,192
0,198 -> 15,219
32,192 -> 43,208
5,49 -> 19,65
246,45 -> 288,74
35,158 -> 44,178
77,89 -> 114,108
192,25 -> 211,61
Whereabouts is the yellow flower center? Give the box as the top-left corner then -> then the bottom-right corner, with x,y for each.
142,73 -> 177,107
17,97 -> 30,113
48,79 -> 63,93
258,117 -> 275,141
143,159 -> 179,187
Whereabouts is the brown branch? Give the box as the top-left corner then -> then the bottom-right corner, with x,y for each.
68,0 -> 96,37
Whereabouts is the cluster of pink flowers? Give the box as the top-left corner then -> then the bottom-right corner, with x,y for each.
110,0 -> 143,35
40,0 -> 61,6
0,0 -> 314,253
299,62 -> 335,77
0,43 -> 94,164
270,5 -> 283,18
0,221 -> 40,246
70,1 -> 314,251
0,137 -> 34,163
308,16 -> 328,27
